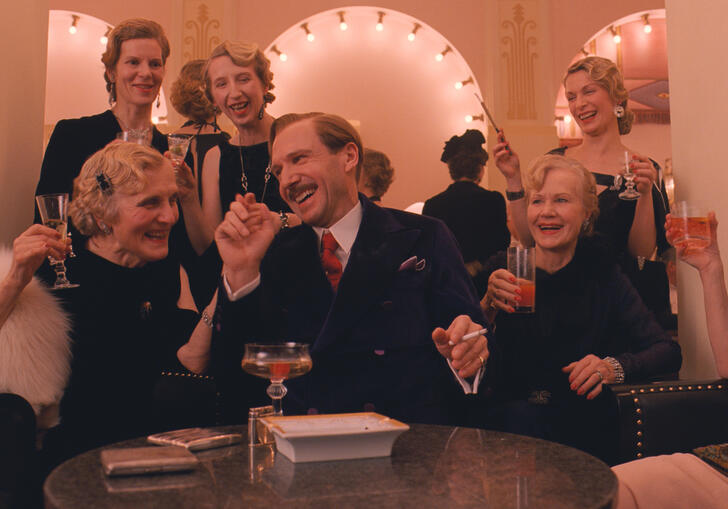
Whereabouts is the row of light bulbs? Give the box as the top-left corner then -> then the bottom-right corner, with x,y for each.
607,13 -> 653,45
66,14 -> 112,45
271,11 -> 485,124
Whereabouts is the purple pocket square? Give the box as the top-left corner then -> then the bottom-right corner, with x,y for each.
398,256 -> 426,272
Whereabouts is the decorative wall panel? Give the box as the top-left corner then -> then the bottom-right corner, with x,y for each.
182,0 -> 223,60
499,2 -> 538,120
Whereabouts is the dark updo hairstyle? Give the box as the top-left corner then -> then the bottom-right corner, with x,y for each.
440,129 -> 489,181
170,59 -> 217,123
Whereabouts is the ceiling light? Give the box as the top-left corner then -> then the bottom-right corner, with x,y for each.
338,11 -> 347,31
376,12 -> 385,32
408,23 -> 421,42
465,114 -> 484,123
300,22 -> 315,42
609,25 -> 621,44
642,14 -> 652,34
454,77 -> 474,90
270,45 -> 287,62
100,25 -> 111,45
435,45 -> 452,62
69,14 -> 79,35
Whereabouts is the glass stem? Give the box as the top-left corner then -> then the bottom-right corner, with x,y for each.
267,380 -> 287,416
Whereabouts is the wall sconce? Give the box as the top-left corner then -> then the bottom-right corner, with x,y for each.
100,25 -> 111,45
69,14 -> 80,35
270,45 -> 288,62
609,25 -> 621,44
465,114 -> 484,123
408,23 -> 421,42
300,22 -> 314,42
642,13 -> 652,34
454,77 -> 474,90
338,11 -> 348,31
435,45 -> 452,62
376,11 -> 385,32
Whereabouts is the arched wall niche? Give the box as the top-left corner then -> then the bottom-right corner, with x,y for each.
264,6 -> 489,210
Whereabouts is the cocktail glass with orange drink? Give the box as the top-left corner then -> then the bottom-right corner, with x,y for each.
507,245 -> 536,313
671,202 -> 710,251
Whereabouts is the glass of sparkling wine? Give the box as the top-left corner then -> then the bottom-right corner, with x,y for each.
507,245 -> 535,313
167,134 -> 192,166
35,193 -> 79,289
619,151 -> 641,201
671,201 -> 711,250
242,343 -> 312,416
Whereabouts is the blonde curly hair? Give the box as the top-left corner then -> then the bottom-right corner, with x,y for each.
70,144 -> 167,236
564,56 -> 634,135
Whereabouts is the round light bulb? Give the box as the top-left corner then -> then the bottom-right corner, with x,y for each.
435,53 -> 443,62
613,34 -> 621,44
340,22 -> 348,31
564,114 -> 572,124
100,35 -> 108,45
643,24 -> 652,34
307,33 -> 315,42
376,23 -> 383,32
407,32 -> 415,42
454,82 -> 463,90
279,53 -> 288,62
465,115 -> 473,123
69,25 -> 77,35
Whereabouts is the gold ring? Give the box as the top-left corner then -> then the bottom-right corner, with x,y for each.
594,370 -> 604,382
478,355 -> 485,367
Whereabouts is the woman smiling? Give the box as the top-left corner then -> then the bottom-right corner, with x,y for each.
480,154 -> 680,462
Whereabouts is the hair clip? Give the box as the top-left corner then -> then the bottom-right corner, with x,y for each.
96,172 -> 113,195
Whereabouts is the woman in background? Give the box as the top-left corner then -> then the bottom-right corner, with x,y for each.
424,129 -> 509,294
200,41 -> 293,232
169,59 -> 229,196
357,148 -> 395,203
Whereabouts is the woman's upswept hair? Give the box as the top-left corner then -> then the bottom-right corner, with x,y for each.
525,154 -> 599,234
441,129 -> 489,181
565,56 -> 634,135
70,143 -> 167,236
203,41 -> 275,105
361,148 -> 395,198
170,59 -> 217,123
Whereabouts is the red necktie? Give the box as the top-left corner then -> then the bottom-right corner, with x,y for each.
321,231 -> 343,291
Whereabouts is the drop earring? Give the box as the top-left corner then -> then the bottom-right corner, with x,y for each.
614,105 -> 625,118
156,94 -> 161,108
258,99 -> 266,120
98,221 -> 111,235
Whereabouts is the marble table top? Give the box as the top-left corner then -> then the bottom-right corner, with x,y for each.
44,424 -> 617,508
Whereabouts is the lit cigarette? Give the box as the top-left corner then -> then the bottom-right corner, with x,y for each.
448,327 -> 488,346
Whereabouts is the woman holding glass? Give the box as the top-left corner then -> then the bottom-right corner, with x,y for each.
34,18 -> 215,308
200,41 -> 294,232
7,143 -> 202,468
480,154 -> 681,462
495,56 -> 671,326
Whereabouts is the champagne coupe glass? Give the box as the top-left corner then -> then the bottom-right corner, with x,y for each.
35,193 -> 79,289
167,134 -> 192,166
242,343 -> 312,416
619,151 -> 640,200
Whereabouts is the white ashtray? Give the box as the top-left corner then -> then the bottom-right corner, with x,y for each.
260,412 -> 410,463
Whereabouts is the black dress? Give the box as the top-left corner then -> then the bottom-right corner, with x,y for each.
38,246 -> 198,464
549,146 -> 672,328
423,181 -> 510,295
217,140 -> 289,214
179,120 -> 230,199
482,236 -> 681,463
35,110 -> 219,309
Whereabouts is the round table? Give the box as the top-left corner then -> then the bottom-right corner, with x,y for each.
44,424 -> 617,508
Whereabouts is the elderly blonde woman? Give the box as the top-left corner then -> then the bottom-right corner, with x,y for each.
494,56 -> 672,327
480,154 -> 681,463
200,40 -> 297,232
5,144 -> 204,466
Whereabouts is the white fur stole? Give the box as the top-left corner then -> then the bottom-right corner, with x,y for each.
0,247 -> 72,414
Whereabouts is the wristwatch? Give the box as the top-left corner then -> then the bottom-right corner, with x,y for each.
506,189 -> 525,201
279,211 -> 290,230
